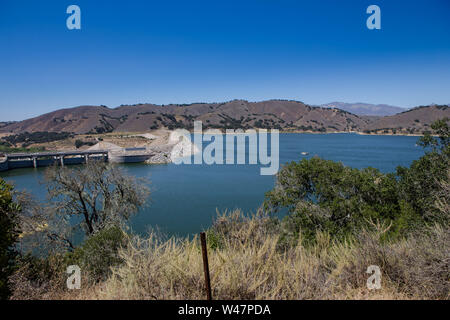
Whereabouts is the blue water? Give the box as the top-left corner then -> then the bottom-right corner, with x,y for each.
1,133 -> 424,237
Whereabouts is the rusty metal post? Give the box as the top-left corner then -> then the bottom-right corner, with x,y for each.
200,232 -> 212,300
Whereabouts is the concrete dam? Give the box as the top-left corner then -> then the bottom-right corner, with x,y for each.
0,148 -> 153,172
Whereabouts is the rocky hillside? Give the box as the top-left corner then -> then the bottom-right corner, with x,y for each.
0,101 -> 448,135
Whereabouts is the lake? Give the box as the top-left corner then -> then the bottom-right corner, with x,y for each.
1,133 -> 425,237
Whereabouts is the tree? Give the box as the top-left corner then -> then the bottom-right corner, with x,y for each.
433,169 -> 449,225
74,139 -> 84,149
6,163 -> 148,297
417,117 -> 449,152
397,118 -> 449,224
44,161 -> 149,241
264,157 -> 400,240
0,178 -> 21,299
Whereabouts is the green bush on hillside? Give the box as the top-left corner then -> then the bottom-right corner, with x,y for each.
67,226 -> 128,282
9,227 -> 128,299
0,178 -> 21,299
264,157 -> 404,242
2,131 -> 73,146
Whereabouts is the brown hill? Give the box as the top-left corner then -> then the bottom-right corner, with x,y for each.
363,105 -> 450,134
0,101 -> 448,135
0,121 -> 16,130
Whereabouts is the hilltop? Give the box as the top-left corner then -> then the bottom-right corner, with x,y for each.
0,100 -> 448,135
363,105 -> 450,134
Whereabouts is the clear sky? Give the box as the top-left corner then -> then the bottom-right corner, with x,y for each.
1,0 -> 449,121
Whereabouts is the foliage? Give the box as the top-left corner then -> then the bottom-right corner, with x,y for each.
74,139 -> 95,149
44,161 -> 149,237
7,161 -> 150,299
397,118 -> 449,225
264,157 -> 401,241
75,139 -> 84,149
11,188 -> 75,254
8,253 -> 66,300
9,227 -> 128,299
0,178 -> 21,299
67,226 -> 127,282
417,117 -> 449,152
2,131 -> 73,147
0,145 -> 46,154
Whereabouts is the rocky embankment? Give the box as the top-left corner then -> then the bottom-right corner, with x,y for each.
145,131 -> 199,164
86,130 -> 199,164
145,144 -> 174,164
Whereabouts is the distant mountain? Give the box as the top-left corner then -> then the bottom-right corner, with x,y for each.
0,101 -> 448,135
321,102 -> 406,116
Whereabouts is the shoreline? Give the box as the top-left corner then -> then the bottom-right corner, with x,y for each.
190,129 -> 430,137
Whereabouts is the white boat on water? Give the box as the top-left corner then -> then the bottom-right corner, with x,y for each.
301,152 -> 309,156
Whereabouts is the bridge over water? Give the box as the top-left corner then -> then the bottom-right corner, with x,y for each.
0,150 -> 109,172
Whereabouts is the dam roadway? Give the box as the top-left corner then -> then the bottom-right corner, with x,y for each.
0,150 -> 109,171
0,147 -> 166,172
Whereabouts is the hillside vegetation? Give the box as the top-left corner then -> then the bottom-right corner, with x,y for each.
19,210 -> 444,300
0,132 -> 74,153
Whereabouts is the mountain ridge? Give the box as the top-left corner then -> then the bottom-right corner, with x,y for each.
1,100 -> 448,135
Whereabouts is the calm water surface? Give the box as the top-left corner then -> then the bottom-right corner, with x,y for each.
1,133 -> 424,237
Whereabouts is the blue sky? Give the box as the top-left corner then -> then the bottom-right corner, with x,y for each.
1,0 -> 449,121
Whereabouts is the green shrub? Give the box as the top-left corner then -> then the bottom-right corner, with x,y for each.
67,226 -> 128,282
9,227 -> 128,298
74,140 -> 95,149
74,139 -> 84,149
0,178 -> 20,299
264,157 -> 401,240
9,254 -> 66,300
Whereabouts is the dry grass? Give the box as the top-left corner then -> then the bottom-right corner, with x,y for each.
46,210 -> 448,300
